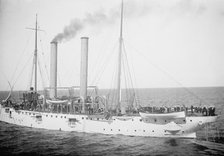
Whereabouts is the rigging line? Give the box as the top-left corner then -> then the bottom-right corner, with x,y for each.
38,49 -> 49,86
121,53 -> 129,101
90,40 -> 119,88
27,56 -> 35,90
10,32 -> 32,84
122,44 -> 132,91
90,39 -> 119,85
123,51 -> 135,106
121,49 -> 131,104
125,40 -> 207,106
107,56 -> 118,108
108,65 -> 118,109
39,34 -> 49,82
0,69 -> 12,91
89,42 -> 110,81
12,54 -> 33,88
108,40 -> 123,106
37,54 -> 46,89
122,40 -> 139,106
90,40 -> 119,86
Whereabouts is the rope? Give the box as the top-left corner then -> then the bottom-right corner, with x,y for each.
39,34 -> 49,82
90,40 -> 118,86
37,54 -> 46,89
122,40 -> 139,108
0,68 -> 11,91
125,40 -> 208,106
12,54 -> 33,88
10,32 -> 32,85
27,55 -> 35,90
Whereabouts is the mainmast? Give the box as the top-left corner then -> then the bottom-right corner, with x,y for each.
116,0 -> 124,113
34,14 -> 38,92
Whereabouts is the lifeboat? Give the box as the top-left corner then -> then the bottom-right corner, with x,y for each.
46,99 -> 69,104
139,111 -> 185,119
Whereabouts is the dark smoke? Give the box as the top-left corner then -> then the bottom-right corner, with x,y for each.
52,10 -> 117,42
52,0 -> 207,43
51,1 -> 142,43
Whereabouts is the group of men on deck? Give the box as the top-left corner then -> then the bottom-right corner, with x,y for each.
189,105 -> 216,116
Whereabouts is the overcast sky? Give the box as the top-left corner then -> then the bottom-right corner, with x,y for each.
0,0 -> 224,91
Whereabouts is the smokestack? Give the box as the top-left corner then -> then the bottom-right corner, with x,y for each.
80,37 -> 89,113
50,41 -> 58,99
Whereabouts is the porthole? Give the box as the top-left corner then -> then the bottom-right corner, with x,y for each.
61,116 -> 63,118
86,117 -> 88,120
165,120 -> 167,122
152,130 -> 154,132
56,116 -> 57,118
154,119 -> 157,122
97,118 -> 99,120
46,115 -> 48,117
64,116 -> 66,118
29,113 -> 31,115
118,129 -> 120,131
82,117 -> 84,119
90,118 -> 92,120
132,119 -> 134,121
51,115 -> 53,117
103,128 -> 105,131
190,120 -> 192,122
140,119 -> 142,122
111,129 -> 112,131
182,131 -> 184,133
143,130 -> 145,132
183,120 -> 186,122
134,130 -> 136,132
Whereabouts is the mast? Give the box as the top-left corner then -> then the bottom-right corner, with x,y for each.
34,14 -> 38,92
116,0 -> 123,113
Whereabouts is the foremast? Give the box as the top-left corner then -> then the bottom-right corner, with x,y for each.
27,14 -> 39,92
116,0 -> 124,114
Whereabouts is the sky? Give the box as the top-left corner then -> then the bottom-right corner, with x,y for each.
0,0 -> 224,91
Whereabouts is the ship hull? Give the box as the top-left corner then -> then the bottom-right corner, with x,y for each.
0,105 -> 217,138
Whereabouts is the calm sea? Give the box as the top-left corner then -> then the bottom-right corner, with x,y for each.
0,87 -> 224,155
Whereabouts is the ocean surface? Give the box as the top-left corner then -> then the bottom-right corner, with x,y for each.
0,87 -> 224,156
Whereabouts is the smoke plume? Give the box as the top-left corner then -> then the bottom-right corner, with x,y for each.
52,0 -> 207,43
52,10 -> 117,42
51,0 -> 148,43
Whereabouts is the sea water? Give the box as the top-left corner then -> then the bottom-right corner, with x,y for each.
0,87 -> 224,155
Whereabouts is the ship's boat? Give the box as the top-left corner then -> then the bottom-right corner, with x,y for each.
46,99 -> 69,104
139,111 -> 186,119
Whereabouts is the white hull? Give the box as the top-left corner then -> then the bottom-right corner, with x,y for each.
0,105 -> 217,138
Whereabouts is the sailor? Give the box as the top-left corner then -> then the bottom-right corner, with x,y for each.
190,105 -> 194,114
88,105 -> 91,114
212,107 -> 216,116
167,107 -> 170,113
208,107 -> 212,116
185,107 -> 188,115
177,106 -> 180,112
202,107 -> 208,116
